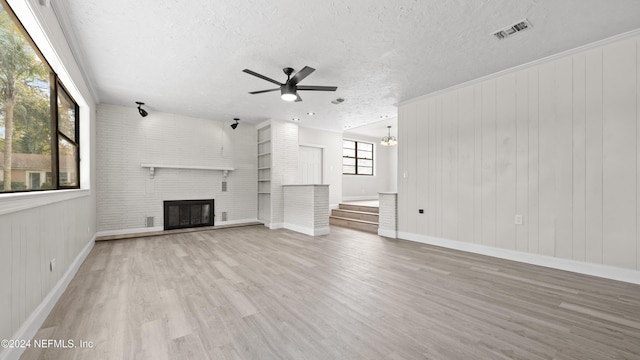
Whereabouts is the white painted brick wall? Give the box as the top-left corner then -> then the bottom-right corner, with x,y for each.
284,186 -> 314,228
269,120 -> 299,225
313,185 -> 329,228
283,185 -> 329,234
379,192 -> 397,233
97,104 -> 257,232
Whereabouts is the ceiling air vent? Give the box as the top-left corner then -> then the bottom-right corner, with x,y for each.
492,19 -> 532,40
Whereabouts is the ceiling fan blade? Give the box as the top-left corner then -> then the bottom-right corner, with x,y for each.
243,69 -> 282,86
295,93 -> 303,102
289,66 -> 315,85
296,85 -> 338,91
249,88 -> 280,94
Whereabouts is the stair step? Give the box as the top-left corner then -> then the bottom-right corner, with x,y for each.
338,203 -> 379,213
330,216 -> 378,233
331,209 -> 379,223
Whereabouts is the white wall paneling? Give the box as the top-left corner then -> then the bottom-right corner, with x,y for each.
407,103 -> 418,235
481,79 -> 497,248
398,34 -> 640,275
572,53 -> 587,262
472,85 -> 483,245
496,73 -> 517,251
515,70 -> 529,252
458,86 -> 475,244
527,67 -> 540,255
637,37 -> 640,270
584,48 -> 604,264
602,39 -> 637,269
397,106 -> 408,234
427,98 -> 438,236
416,98 -> 428,236
442,92 -> 459,241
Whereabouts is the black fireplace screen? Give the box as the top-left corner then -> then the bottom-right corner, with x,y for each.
163,199 -> 214,230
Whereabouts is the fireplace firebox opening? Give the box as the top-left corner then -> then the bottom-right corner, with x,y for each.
163,199 -> 214,230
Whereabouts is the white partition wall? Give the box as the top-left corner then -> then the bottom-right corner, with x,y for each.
397,31 -> 640,279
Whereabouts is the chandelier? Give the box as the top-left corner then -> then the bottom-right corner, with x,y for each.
380,125 -> 397,146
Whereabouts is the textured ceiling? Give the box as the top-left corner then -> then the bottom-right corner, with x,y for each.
53,0 -> 640,133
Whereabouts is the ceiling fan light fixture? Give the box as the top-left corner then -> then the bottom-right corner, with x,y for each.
244,66 -> 336,103
281,83 -> 297,101
381,125 -> 397,146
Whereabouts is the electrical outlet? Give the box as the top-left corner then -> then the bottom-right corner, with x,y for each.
50,258 -> 56,272
515,214 -> 523,225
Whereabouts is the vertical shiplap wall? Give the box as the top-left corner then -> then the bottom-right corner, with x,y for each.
398,34 -> 640,271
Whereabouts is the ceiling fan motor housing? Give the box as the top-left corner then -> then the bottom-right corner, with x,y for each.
281,82 -> 296,97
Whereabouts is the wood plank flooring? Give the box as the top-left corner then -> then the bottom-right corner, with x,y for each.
21,225 -> 640,359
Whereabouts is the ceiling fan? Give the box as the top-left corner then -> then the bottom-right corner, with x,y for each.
243,66 -> 337,102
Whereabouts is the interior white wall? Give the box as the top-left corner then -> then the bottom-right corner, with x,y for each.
298,126 -> 342,208
342,134 -> 397,200
398,32 -> 640,273
388,142 -> 398,192
0,1 -> 97,359
96,104 -> 257,233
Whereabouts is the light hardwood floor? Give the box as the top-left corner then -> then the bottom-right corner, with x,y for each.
22,225 -> 640,359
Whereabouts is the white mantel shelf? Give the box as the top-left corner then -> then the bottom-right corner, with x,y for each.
141,163 -> 234,179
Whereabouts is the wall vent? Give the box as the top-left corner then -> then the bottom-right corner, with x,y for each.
492,19 -> 532,40
221,212 -> 227,221
222,181 -> 227,192
146,216 -> 154,227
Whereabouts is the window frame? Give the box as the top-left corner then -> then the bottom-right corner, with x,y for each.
342,139 -> 374,176
0,0 -> 80,194
55,80 -> 80,189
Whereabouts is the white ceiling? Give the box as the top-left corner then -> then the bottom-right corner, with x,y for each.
344,117 -> 397,140
53,0 -> 640,133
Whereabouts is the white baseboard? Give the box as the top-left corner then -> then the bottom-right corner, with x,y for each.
96,218 -> 260,238
330,203 -> 339,210
216,218 -> 259,226
269,222 -> 284,230
283,223 -> 330,236
397,231 -> 640,285
378,228 -> 397,238
0,235 -> 95,360
96,226 -> 162,238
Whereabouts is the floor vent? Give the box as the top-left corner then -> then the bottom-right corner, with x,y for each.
492,19 -> 532,40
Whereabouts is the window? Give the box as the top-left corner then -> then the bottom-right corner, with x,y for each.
0,0 -> 79,193
343,140 -> 373,175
